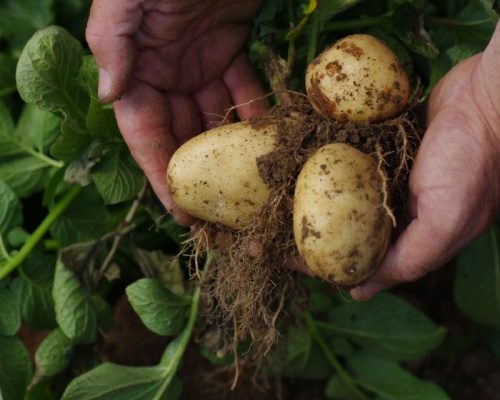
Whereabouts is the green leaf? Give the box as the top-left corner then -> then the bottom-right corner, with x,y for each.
325,293 -> 446,360
280,325 -> 331,379
15,103 -> 61,154
318,0 -> 363,21
34,327 -> 74,378
325,375 -> 355,400
15,251 -> 56,329
53,258 -> 97,343
126,278 -> 190,336
77,56 -> 121,140
454,226 -> 500,329
0,285 -> 21,335
0,100 -> 60,197
348,351 -> 449,400
0,336 -> 32,400
16,25 -> 91,162
61,284 -> 203,400
92,149 -> 144,205
0,180 -> 22,237
61,364 -> 182,400
0,0 -> 54,50
50,186 -> 120,246
0,53 -> 17,97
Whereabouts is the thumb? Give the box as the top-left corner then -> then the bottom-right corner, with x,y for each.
350,215 -> 458,301
85,0 -> 142,102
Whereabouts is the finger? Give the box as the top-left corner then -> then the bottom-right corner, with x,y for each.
350,216 -> 456,301
167,93 -> 202,145
285,256 -> 314,276
114,80 -> 195,226
193,79 -> 234,130
223,53 -> 270,120
86,0 -> 142,102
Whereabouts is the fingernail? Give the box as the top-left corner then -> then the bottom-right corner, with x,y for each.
98,68 -> 112,101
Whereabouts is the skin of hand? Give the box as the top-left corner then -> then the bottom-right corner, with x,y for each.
350,23 -> 500,301
86,0 -> 269,225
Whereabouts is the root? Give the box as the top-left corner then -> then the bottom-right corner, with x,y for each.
186,100 -> 422,387
375,144 -> 397,227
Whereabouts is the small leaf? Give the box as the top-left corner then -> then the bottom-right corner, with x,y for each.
454,226 -> 500,329
61,364 -> 183,400
15,103 -> 61,154
50,186 -> 120,246
16,25 -> 91,162
126,278 -> 190,336
0,100 -> 58,197
0,285 -> 21,335
348,351 -> 449,400
0,336 -> 32,400
34,327 -> 74,378
53,258 -> 97,343
15,251 -> 57,329
325,293 -> 446,360
92,148 -> 144,204
0,180 -> 23,236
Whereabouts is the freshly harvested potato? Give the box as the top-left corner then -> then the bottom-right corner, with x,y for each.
306,34 -> 410,122
293,143 -> 391,285
167,121 -> 277,229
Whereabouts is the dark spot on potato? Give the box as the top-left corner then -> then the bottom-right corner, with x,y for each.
335,73 -> 347,81
301,215 -> 321,244
326,60 -> 342,76
337,41 -> 364,60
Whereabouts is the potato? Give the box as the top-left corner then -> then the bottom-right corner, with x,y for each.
293,143 -> 391,285
167,121 -> 277,229
306,34 -> 410,122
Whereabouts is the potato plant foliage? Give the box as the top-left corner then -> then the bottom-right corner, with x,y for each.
0,1 -> 498,399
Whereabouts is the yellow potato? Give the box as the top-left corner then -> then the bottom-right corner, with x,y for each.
167,121 -> 277,229
306,34 -> 410,122
293,143 -> 392,285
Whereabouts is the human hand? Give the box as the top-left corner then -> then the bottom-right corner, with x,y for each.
86,0 -> 268,225
351,24 -> 500,301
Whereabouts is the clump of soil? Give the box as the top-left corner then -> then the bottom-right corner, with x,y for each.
186,93 -> 422,380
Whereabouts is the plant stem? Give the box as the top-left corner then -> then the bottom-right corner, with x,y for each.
0,185 -> 82,280
324,16 -> 388,31
304,312 -> 369,400
156,253 -> 214,399
307,8 -> 321,64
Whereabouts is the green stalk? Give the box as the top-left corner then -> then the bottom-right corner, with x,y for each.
155,252 -> 214,399
304,312 -> 369,400
307,7 -> 321,63
324,16 -> 389,31
0,185 -> 82,280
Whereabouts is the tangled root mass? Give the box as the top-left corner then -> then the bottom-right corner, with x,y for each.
186,94 -> 422,377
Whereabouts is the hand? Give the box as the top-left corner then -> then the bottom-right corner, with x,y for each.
351,25 -> 500,301
86,0 -> 268,225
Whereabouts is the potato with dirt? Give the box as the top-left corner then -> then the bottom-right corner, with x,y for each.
167,121 -> 277,229
306,34 -> 410,122
293,143 -> 392,286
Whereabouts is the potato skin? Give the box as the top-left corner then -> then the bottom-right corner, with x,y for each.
293,143 -> 391,286
167,121 -> 277,229
306,34 -> 410,122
